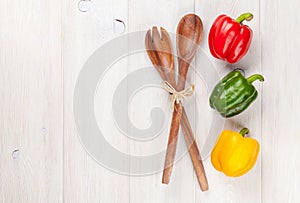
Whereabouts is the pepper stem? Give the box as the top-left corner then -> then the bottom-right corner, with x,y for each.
239,128 -> 249,137
236,13 -> 254,24
247,74 -> 264,84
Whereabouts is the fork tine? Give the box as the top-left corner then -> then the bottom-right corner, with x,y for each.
145,28 -> 166,80
152,26 -> 161,44
160,27 -> 176,87
145,29 -> 153,50
160,27 -> 169,41
160,27 -> 174,57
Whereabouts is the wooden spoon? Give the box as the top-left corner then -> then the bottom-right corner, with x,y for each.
177,14 -> 203,90
176,14 -> 208,191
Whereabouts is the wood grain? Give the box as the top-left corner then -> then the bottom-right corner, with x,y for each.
261,0 -> 300,202
181,109 -> 208,191
162,103 -> 182,184
62,0 -> 129,202
145,27 -> 208,189
128,1 -> 196,203
0,0 -> 63,202
0,0 -> 300,202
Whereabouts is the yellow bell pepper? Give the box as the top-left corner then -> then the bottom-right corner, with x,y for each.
211,128 -> 260,177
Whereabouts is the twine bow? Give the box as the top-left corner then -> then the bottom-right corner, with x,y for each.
161,81 -> 195,111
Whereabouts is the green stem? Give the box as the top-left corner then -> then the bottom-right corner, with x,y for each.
236,13 -> 254,24
239,128 -> 249,137
247,74 -> 264,84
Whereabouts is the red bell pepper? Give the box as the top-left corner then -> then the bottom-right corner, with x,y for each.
208,13 -> 253,63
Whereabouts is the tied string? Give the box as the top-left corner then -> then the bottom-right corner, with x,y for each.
161,81 -> 195,111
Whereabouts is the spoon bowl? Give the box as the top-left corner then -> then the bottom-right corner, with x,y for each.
177,14 -> 203,90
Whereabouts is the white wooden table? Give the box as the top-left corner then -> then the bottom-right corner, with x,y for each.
0,0 -> 299,202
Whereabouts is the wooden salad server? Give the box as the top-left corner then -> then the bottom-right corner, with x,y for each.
145,19 -> 208,191
145,27 -> 180,184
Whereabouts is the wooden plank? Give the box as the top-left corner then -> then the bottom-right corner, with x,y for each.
62,0 -> 130,202
0,0 -> 63,202
1,0 -> 299,202
195,0 -> 261,202
128,1 -> 196,203
261,0 -> 300,202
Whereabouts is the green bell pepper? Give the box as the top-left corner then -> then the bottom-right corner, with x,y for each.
209,70 -> 264,118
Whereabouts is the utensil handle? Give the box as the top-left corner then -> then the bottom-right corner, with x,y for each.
162,103 -> 182,184
181,108 -> 209,191
177,59 -> 191,91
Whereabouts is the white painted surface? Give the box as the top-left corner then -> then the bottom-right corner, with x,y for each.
0,0 -> 299,202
